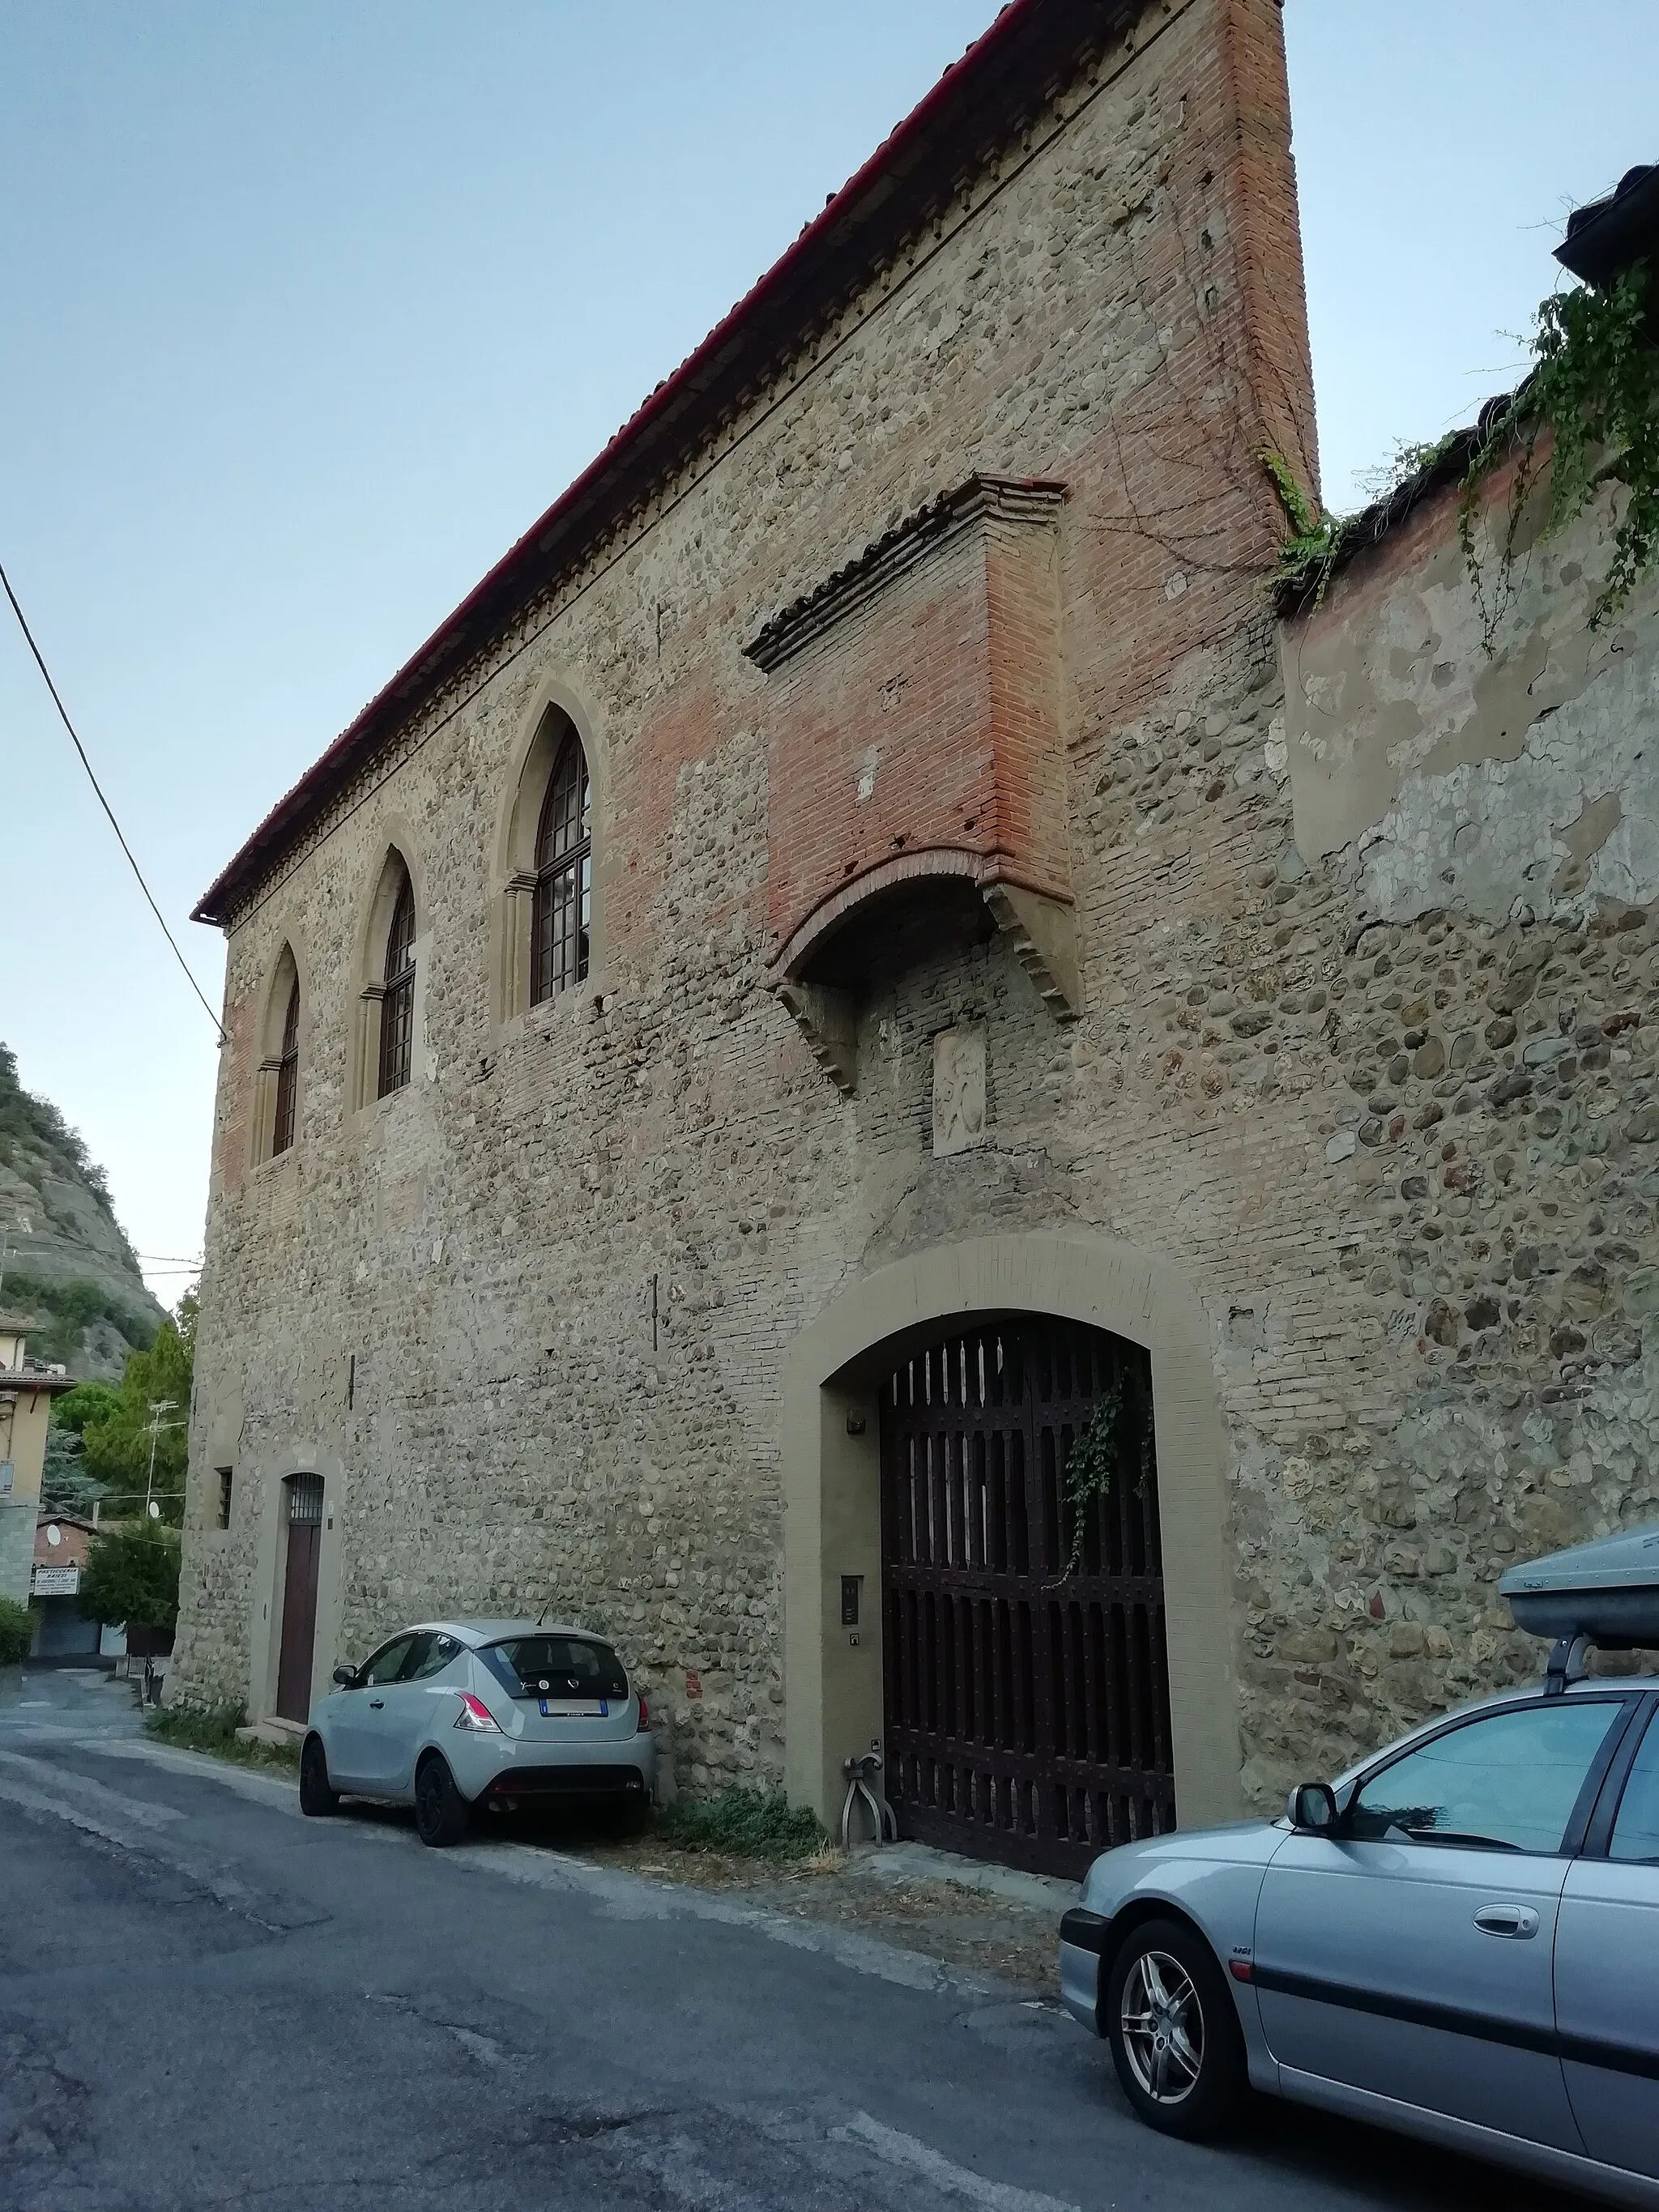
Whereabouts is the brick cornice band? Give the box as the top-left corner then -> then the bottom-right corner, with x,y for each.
745,475 -> 1068,674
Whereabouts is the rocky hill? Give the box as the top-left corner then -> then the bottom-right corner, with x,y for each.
0,1042 -> 166,1378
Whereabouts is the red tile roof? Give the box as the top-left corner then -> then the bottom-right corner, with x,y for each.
194,0 -> 1137,926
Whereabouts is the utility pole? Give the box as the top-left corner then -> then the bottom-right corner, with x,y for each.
145,1398 -> 182,1518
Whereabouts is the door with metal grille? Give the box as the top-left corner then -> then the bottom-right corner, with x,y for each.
880,1319 -> 1175,1878
275,1473 -> 324,1723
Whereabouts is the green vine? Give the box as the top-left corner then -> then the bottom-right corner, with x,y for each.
1263,263 -> 1659,641
1060,1383 -> 1125,1575
1462,263 -> 1659,637
1258,446 -> 1351,610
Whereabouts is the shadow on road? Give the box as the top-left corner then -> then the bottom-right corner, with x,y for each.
325,1792 -> 1603,2212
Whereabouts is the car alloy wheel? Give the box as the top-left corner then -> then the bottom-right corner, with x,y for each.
1119,1948 -> 1204,2106
1104,1916 -> 1244,2141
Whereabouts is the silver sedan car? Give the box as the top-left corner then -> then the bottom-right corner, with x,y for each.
299,1618 -> 657,1846
1060,1676 -> 1659,2207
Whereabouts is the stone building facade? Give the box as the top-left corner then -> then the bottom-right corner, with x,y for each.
173,0 -> 1659,1869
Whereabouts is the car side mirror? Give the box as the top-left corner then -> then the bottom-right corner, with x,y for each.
1287,1781 -> 1339,1834
332,1665 -> 358,1689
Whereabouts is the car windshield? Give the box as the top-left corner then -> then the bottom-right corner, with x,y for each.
480,1636 -> 628,1701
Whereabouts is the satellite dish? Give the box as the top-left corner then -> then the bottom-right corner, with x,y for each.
147,1501 -> 162,1519
45,1524 -> 61,1545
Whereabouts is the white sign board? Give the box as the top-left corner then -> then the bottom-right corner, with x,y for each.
32,1565 -> 80,1597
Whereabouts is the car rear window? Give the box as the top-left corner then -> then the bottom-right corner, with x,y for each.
480,1636 -> 629,1702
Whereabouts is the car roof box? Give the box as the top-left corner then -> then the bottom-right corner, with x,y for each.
1500,1523 -> 1659,1647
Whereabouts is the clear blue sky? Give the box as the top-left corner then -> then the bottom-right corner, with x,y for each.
2,2 -> 1652,1304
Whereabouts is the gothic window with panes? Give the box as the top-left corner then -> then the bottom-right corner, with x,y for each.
272,978 -> 300,1153
531,733 -> 591,1002
377,870 -> 416,1097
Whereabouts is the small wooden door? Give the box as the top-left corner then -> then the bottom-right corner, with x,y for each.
275,1475 -> 324,1722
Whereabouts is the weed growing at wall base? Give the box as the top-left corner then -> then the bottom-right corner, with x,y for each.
655,1787 -> 825,1860
146,1701 -> 301,1771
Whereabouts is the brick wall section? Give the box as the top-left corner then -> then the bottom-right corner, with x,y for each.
1216,0 -> 1320,496
983,509 -> 1069,897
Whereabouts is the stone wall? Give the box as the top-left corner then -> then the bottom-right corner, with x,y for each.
176,0 -> 1588,1818
1227,467 -> 1659,1799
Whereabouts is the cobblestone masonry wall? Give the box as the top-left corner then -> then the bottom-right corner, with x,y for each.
175,2 -> 1656,1811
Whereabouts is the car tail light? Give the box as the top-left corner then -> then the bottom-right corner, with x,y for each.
636,1695 -> 650,1731
454,1692 -> 501,1733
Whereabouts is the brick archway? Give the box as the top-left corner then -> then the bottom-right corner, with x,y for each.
782,1234 -> 1242,1846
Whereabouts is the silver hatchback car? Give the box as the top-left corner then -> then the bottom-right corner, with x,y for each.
1060,1676 -> 1659,2208
299,1618 -> 656,1846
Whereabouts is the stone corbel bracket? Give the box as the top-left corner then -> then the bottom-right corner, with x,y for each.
775,981 -> 859,1096
979,880 -> 1083,1024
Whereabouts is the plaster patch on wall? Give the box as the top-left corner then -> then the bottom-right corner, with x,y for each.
1282,490 -> 1659,919
1358,642 -> 1659,922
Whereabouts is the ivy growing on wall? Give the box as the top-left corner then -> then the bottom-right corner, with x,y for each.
1264,261 -> 1659,637
1057,1380 -> 1155,1577
1463,264 -> 1659,635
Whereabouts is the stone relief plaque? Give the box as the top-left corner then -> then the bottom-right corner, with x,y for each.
932,1025 -> 987,1157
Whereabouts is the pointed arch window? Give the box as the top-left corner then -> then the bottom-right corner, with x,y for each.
531,733 -> 591,1004
272,978 -> 300,1154
377,870 -> 416,1097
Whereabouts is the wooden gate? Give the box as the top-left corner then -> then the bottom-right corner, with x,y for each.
275,1473 -> 324,1723
880,1319 -> 1175,1878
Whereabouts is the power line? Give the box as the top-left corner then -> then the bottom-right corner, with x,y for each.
0,559 -> 227,1044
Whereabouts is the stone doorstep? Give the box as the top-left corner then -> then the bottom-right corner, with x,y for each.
842,1838 -> 1077,1916
235,1717 -> 305,1749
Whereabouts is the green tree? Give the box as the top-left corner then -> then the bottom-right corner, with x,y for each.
41,1379 -> 123,1514
78,1524 -> 181,1634
0,1596 -> 34,1665
53,1380 -> 122,1435
80,1294 -> 195,1523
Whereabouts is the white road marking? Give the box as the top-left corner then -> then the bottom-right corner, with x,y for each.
82,1737 -> 302,1811
0,1748 -> 184,1830
0,1775 -> 151,1849
446,1836 -> 1017,1999
833,2112 -> 1081,2212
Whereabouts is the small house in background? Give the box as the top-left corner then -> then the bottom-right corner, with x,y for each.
30,1511 -> 125,1664
0,1315 -> 77,1609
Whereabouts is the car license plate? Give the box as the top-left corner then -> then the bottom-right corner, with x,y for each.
539,1698 -> 608,1716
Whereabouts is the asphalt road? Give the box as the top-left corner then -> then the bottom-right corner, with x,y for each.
0,1669 -> 1599,2212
